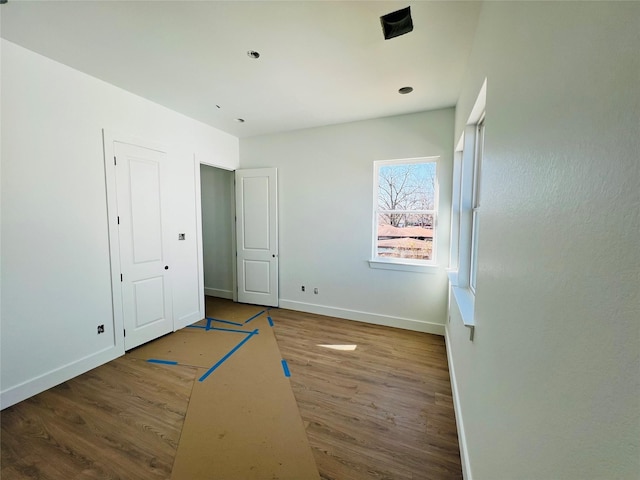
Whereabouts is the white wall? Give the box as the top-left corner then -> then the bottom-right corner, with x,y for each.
0,40 -> 239,408
240,110 -> 454,334
447,3 -> 640,479
200,164 -> 235,299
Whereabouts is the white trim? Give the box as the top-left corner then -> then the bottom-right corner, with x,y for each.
102,129 -> 132,354
368,258 -> 439,273
279,299 -> 445,336
194,154 -> 206,330
204,288 -> 234,299
451,285 -> 475,328
468,78 -> 487,126
445,325 -> 473,480
1,346 -> 121,410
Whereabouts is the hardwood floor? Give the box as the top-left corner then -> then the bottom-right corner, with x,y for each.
270,309 -> 462,480
1,357 -> 197,480
1,303 -> 462,479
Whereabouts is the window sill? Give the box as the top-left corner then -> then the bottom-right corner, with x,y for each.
368,259 -> 439,274
451,285 -> 475,327
448,270 -> 476,340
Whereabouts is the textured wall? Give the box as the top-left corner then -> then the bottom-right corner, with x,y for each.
447,2 -> 640,478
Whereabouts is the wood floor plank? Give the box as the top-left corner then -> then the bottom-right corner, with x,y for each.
1,357 -> 196,480
270,308 -> 462,480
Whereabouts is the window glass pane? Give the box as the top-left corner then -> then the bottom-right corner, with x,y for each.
377,213 -> 434,260
470,211 -> 479,291
378,162 -> 436,212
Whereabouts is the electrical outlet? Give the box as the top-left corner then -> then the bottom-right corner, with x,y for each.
301,285 -> 305,292
314,288 -> 319,294
97,324 -> 105,334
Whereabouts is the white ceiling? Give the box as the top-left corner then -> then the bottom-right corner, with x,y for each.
1,1 -> 482,138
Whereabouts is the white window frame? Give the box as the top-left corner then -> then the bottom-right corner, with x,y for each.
469,116 -> 484,294
449,79 -> 486,332
369,156 -> 439,273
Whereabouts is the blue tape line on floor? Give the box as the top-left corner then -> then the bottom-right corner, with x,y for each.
147,359 -> 178,365
198,329 -> 259,382
243,310 -> 265,325
208,326 -> 256,335
207,317 -> 244,327
268,316 -> 274,327
281,359 -> 291,377
188,324 -> 252,335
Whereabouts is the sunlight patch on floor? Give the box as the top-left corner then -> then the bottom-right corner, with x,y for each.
317,344 -> 358,351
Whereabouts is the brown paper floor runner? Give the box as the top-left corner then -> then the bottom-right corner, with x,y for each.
171,314 -> 319,480
129,300 -> 319,480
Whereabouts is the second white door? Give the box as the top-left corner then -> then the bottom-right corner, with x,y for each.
235,168 -> 278,307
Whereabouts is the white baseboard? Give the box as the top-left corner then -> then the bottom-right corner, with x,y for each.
445,325 -> 472,480
204,288 -> 233,299
278,299 -> 445,336
0,345 -> 123,410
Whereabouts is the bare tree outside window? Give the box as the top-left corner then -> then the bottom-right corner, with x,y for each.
375,160 -> 437,261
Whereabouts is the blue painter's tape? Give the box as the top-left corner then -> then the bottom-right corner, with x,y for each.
268,316 -> 274,327
207,317 -> 244,327
198,329 -> 259,382
243,310 -> 265,325
209,326 -> 256,335
147,359 -> 178,365
281,359 -> 291,377
188,324 -> 254,335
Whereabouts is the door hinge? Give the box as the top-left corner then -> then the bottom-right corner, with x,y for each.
114,156 -> 117,165
120,273 -> 123,282
124,329 -> 126,337
117,216 -> 120,225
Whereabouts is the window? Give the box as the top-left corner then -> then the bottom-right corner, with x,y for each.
469,117 -> 484,293
449,78 -> 486,334
371,157 -> 438,269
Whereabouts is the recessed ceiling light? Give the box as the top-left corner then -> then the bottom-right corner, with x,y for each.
398,86 -> 414,94
247,50 -> 260,59
235,118 -> 245,123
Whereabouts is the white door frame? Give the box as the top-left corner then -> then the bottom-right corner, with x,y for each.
195,160 -> 238,307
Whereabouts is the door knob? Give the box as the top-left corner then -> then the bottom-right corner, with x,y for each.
164,266 -> 169,270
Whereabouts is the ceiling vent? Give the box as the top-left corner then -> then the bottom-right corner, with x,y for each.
380,6 -> 413,40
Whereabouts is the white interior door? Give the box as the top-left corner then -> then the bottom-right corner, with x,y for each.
235,168 -> 278,307
114,141 -> 173,350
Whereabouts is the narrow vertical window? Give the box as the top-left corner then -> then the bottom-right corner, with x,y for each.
469,117 -> 484,292
373,158 -> 438,264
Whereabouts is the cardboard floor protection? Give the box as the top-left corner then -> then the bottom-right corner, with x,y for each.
170,313 -> 320,480
128,325 -> 254,369
127,298 -> 318,480
203,296 -> 267,325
